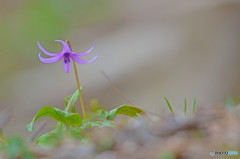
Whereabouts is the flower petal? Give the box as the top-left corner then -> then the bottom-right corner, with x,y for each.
37,41 -> 59,56
72,43 -> 94,56
63,59 -> 71,73
70,54 -> 98,64
38,53 -> 63,63
55,40 -> 72,53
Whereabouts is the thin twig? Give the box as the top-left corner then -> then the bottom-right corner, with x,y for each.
27,121 -> 46,142
0,108 -> 11,129
100,71 -> 136,106
0,108 -> 11,138
101,71 -> 151,123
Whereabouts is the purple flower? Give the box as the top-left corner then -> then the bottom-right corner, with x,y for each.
38,40 -> 98,73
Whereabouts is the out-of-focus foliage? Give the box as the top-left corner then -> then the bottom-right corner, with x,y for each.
1,136 -> 35,159
225,95 -> 240,113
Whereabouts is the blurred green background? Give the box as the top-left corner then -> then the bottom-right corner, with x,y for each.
1,0 -> 240,135
0,0 -> 114,83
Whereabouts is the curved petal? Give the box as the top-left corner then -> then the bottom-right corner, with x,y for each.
37,41 -> 59,56
70,54 -> 98,64
63,59 -> 71,73
71,43 -> 94,56
88,54 -> 98,62
38,53 -> 63,63
55,40 -> 72,53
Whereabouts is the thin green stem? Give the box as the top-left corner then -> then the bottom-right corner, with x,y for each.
184,98 -> 187,116
191,96 -> 196,115
66,40 -> 87,121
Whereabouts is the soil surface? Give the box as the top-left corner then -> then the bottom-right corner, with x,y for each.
1,104 -> 239,159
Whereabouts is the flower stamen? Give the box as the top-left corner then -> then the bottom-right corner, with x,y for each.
63,53 -> 71,64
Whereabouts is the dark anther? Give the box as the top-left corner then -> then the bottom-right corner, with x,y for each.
64,53 -> 70,63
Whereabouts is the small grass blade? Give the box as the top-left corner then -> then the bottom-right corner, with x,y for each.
164,97 -> 173,113
65,87 -> 83,113
191,96 -> 196,115
184,98 -> 187,116
225,96 -> 235,112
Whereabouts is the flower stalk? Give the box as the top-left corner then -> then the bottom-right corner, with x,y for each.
37,39 -> 97,121
66,40 -> 87,121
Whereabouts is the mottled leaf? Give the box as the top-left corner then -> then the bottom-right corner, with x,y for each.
27,106 -> 82,132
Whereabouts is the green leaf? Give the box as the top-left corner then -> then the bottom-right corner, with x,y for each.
96,109 -> 108,119
36,123 -> 65,146
65,87 -> 83,113
69,127 -> 86,140
64,96 -> 76,113
36,131 -> 62,146
27,106 -> 82,132
102,120 -> 117,128
80,120 -> 116,129
106,105 -> 145,120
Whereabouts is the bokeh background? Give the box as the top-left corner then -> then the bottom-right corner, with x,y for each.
0,0 -> 240,135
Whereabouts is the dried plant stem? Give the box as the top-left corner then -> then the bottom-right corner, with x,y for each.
72,60 -> 87,121
0,129 -> 4,142
101,71 -> 149,122
27,121 -> 46,142
101,71 -> 136,106
66,40 -> 86,121
0,109 -> 11,142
